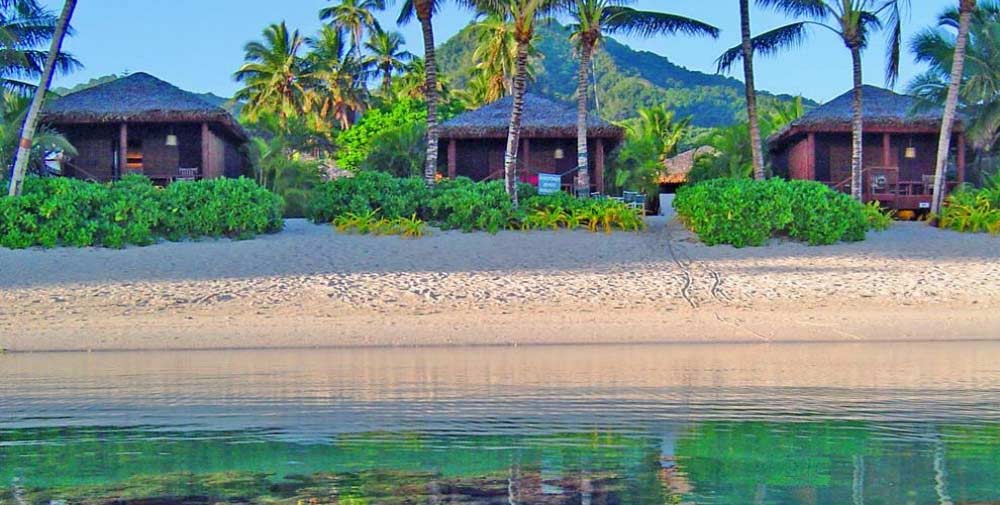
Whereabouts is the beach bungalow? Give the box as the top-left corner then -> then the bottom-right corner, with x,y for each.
41,72 -> 248,184
438,94 -> 624,194
768,86 -> 966,210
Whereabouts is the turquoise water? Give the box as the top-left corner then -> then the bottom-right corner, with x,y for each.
2,343 -> 999,504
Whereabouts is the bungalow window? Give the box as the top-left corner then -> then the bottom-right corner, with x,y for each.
126,139 -> 143,172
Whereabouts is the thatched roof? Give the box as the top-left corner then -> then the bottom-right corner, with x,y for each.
439,94 -> 623,140
768,86 -> 958,150
660,146 -> 718,184
42,72 -> 247,141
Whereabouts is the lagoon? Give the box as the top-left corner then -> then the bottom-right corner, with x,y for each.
2,342 -> 999,504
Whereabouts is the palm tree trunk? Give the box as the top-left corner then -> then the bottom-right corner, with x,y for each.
575,42 -> 592,196
850,46 -> 864,202
931,0 -> 975,216
7,0 -> 76,197
741,0 -> 765,180
419,7 -> 438,187
503,41 -> 530,207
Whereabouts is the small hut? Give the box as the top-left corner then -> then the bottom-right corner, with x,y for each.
660,146 -> 719,189
438,94 -> 624,194
41,72 -> 248,184
768,86 -> 966,210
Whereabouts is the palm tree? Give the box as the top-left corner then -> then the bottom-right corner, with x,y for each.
910,1 -> 1000,152
0,0 -> 79,95
469,13 -> 528,102
474,0 -> 564,206
7,0 -> 74,197
364,28 -> 413,92
398,0 -> 475,187
390,56 -> 451,100
629,105 -> 691,161
569,0 -> 717,195
760,0 -> 909,201
320,0 -> 386,58
234,22 -> 310,123
717,1 -> 810,180
0,91 -> 75,175
306,26 -> 370,130
929,0 -> 977,216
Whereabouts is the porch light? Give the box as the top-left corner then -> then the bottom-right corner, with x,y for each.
554,148 -> 565,159
166,134 -> 178,147
905,147 -> 916,159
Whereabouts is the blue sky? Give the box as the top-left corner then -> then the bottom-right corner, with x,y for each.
42,0 -> 952,103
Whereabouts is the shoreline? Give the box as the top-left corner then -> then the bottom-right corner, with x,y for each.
3,218 -> 998,352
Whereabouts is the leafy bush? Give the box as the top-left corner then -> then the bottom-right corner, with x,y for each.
306,171 -> 430,223
427,178 -> 525,233
308,174 -> 644,235
674,178 -> 793,247
785,180 -> 869,245
359,120 -> 427,178
939,177 -> 1000,234
862,201 -> 895,232
674,178 -> 872,247
335,100 -> 426,172
0,176 -> 283,249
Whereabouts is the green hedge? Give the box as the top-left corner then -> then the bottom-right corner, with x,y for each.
306,173 -> 644,234
939,176 -> 1000,234
0,176 -> 284,249
674,178 -> 870,247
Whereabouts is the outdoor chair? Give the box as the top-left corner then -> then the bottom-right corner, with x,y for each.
174,167 -> 199,182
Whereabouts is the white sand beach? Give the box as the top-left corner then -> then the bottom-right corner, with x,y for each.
1,217 -> 998,351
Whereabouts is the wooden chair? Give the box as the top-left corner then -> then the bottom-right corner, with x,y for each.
174,167 -> 198,182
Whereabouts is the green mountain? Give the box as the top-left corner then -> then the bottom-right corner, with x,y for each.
437,22 -> 814,128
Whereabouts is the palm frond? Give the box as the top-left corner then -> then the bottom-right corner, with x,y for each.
716,22 -> 809,73
604,7 -> 719,38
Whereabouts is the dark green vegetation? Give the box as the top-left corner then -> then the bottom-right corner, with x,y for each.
2,422 -> 998,504
307,172 -> 645,235
437,22 -> 814,127
939,175 -> 1000,234
673,178 -> 892,247
0,176 -> 283,249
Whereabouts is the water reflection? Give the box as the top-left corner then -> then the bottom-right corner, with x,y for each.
1,343 -> 998,504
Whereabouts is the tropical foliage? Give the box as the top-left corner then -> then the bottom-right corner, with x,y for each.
938,174 -> 1000,234
306,172 -> 643,235
909,1 -> 1000,151
0,0 -> 79,94
0,176 -> 283,249
674,178 -> 873,247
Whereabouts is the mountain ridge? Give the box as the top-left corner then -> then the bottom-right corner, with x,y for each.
437,22 -> 815,128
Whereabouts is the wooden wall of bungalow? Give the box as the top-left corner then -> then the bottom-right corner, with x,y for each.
770,125 -> 967,210
443,135 -> 612,193
54,121 -> 245,184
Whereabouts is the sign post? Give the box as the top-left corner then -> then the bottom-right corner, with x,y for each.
537,173 -> 561,195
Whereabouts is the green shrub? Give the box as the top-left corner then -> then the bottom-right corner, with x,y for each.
335,100 -> 426,172
939,181 -> 1000,234
0,176 -> 283,249
306,171 -> 430,223
308,173 -> 643,235
674,178 -> 872,247
160,177 -> 284,240
785,180 -> 868,245
674,178 -> 793,247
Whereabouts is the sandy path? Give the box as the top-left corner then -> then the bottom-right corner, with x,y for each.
1,218 -> 998,351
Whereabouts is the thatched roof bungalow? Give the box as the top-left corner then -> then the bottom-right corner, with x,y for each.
42,72 -> 248,183
768,86 -> 966,210
439,94 -> 624,194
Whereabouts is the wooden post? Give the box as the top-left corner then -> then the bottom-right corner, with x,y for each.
118,123 -> 128,179
201,123 -> 210,178
447,139 -> 457,179
957,131 -> 966,185
595,138 -> 605,194
522,138 -> 531,174
806,133 -> 816,180
882,133 -> 891,167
